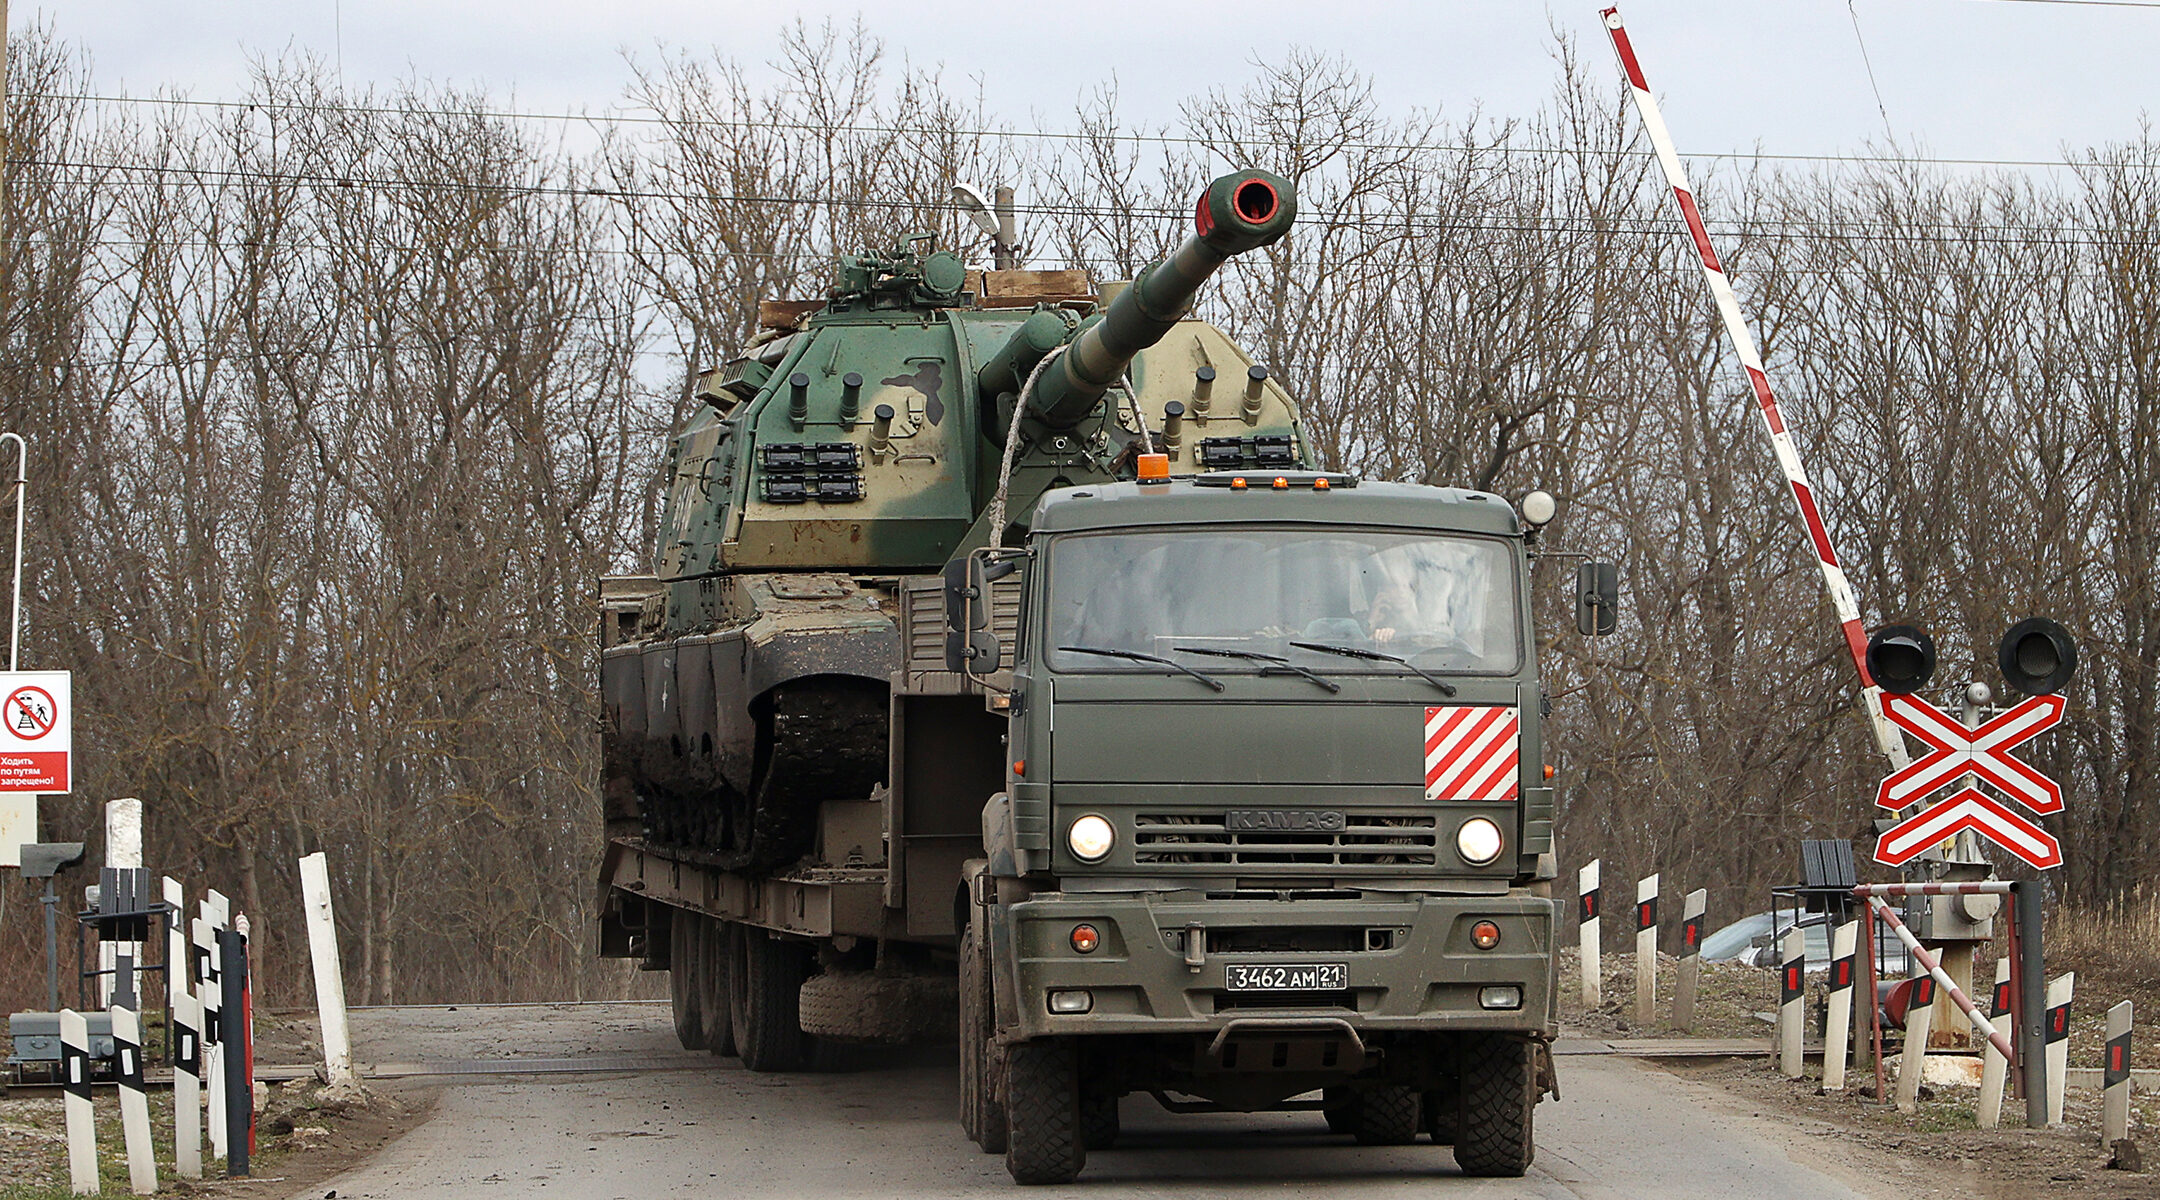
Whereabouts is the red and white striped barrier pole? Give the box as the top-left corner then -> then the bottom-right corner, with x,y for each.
1600,7 -> 1905,768
1863,895 -> 2014,1060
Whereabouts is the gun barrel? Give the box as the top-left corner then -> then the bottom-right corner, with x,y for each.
1026,169 -> 1295,428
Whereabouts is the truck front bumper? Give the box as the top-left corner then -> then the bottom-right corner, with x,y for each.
1000,890 -> 1558,1043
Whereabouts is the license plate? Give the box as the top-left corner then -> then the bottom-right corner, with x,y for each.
1223,963 -> 1349,991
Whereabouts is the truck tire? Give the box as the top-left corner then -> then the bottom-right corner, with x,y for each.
1453,1035 -> 1535,1177
704,919 -> 737,1059
1322,1086 -> 1355,1134
960,922 -> 1007,1153
1080,1090 -> 1120,1151
1004,1038 -> 1084,1185
669,912 -> 706,1052
1351,1085 -> 1420,1145
730,928 -> 811,1072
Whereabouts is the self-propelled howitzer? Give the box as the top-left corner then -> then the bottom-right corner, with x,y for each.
601,169 -> 1308,871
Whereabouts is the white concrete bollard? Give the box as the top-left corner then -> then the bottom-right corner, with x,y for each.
1977,959 -> 2012,1130
196,912 -> 225,1162
299,852 -> 357,1087
60,1008 -> 98,1195
2102,999 -> 2132,1148
163,877 -> 187,1012
173,993 -> 204,1179
2046,972 -> 2076,1126
111,1006 -> 158,1195
1674,889 -> 1706,1032
1634,874 -> 1659,1027
1578,860 -> 1602,1011
1896,970 -> 1937,1114
1822,920 -> 1857,1091
1778,927 -> 1806,1077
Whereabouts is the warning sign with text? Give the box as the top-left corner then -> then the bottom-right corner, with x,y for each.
0,671 -> 71,794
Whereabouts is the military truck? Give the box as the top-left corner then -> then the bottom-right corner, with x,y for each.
595,168 -> 1612,1183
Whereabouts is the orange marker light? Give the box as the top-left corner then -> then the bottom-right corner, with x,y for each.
1313,477 -> 1331,491
1137,453 -> 1170,481
1543,764 -> 1556,780
1230,477 -> 1249,491
1471,920 -> 1502,950
1070,924 -> 1101,953
1013,760 -> 1026,777
1272,476 -> 1289,490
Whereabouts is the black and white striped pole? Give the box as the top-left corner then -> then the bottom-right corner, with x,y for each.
1673,889 -> 1706,1032
1895,970 -> 1938,1114
195,912 -> 224,1163
111,1005 -> 157,1195
2045,972 -> 2075,1126
1578,860 -> 1601,1010
1634,874 -> 1658,1026
2102,999 -> 2131,1148
172,992 -> 203,1178
1777,927 -> 1805,1078
1977,959 -> 2012,1129
1823,919 -> 1857,1091
60,1008 -> 98,1195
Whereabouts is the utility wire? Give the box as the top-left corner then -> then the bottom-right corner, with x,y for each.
1847,2 -> 1897,142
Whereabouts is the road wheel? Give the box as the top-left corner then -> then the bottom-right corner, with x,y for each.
1421,1089 -> 1456,1145
669,912 -> 706,1052
1453,1035 -> 1535,1177
730,928 -> 811,1072
1322,1086 -> 1355,1134
960,921 -> 1007,1153
1350,1085 -> 1420,1145
704,919 -> 737,1059
1080,1090 -> 1120,1151
1003,1038 -> 1084,1185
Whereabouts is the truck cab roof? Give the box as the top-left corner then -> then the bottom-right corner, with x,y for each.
1030,473 -> 1524,538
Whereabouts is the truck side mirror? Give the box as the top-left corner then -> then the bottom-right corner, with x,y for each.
1576,561 -> 1618,637
944,552 -> 1020,675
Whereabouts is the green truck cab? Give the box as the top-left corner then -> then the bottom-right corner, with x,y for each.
956,472 -> 1570,1181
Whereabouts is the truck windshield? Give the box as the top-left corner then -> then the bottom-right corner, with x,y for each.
1044,527 -> 1521,675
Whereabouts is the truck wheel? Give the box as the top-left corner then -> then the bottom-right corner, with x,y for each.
1351,1086 -> 1420,1145
1004,1038 -> 1084,1185
704,919 -> 737,1059
960,922 -> 1007,1153
669,912 -> 706,1052
730,928 -> 811,1072
1453,1035 -> 1535,1177
1080,1090 -> 1120,1151
1322,1086 -> 1355,1134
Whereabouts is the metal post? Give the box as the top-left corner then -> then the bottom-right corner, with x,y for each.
994,186 -> 1017,270
2016,881 -> 2047,1129
0,431 -> 26,672
218,924 -> 251,1177
42,872 -> 61,1011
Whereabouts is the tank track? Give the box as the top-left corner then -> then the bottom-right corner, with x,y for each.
637,677 -> 887,874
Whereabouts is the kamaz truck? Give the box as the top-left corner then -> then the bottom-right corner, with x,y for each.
594,167 -> 1613,1183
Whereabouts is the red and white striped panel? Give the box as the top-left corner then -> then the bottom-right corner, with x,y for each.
1425,706 -> 1519,802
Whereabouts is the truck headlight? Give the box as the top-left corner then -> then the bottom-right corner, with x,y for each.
1456,817 -> 1504,866
1067,814 -> 1115,862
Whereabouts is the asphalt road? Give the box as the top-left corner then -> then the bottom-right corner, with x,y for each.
299,1002 -> 1888,1199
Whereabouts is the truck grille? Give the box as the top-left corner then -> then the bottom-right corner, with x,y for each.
1132,813 -> 1440,867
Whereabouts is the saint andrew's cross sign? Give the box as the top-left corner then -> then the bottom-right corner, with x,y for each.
1873,691 -> 2065,870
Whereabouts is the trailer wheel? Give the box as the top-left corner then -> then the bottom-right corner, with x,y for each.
1453,1035 -> 1535,1177
1350,1085 -> 1421,1145
1004,1038 -> 1084,1185
960,921 -> 1006,1153
704,919 -> 737,1059
669,912 -> 706,1052
730,928 -> 811,1072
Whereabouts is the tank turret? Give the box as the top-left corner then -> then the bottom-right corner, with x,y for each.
602,170 -> 1319,870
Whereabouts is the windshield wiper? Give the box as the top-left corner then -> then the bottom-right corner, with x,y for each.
1288,640 -> 1458,696
1058,645 -> 1226,692
1171,646 -> 1342,694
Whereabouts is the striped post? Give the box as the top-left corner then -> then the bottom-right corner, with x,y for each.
1777,927 -> 1805,1078
1634,874 -> 1659,1026
111,1006 -> 158,1195
196,913 -> 225,1162
1822,920 -> 1857,1090
2045,972 -> 2075,1126
60,1008 -> 98,1195
2102,999 -> 2131,1147
1978,959 -> 2012,1129
1579,860 -> 1602,1010
1673,888 -> 1706,1032
162,877 -> 187,1012
172,993 -> 204,1179
1896,970 -> 1937,1114
1601,6 -> 1906,768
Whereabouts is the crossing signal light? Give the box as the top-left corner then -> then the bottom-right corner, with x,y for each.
1999,617 -> 2076,697
1866,625 -> 1936,696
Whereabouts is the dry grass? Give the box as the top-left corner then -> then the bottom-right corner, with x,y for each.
2049,891 -> 2160,1070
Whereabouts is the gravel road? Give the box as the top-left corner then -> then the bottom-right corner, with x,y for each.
291,1001 -> 1889,1199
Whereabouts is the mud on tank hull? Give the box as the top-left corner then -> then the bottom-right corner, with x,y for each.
601,574 -> 897,874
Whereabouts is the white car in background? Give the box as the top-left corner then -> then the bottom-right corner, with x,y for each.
1699,910 -> 1912,976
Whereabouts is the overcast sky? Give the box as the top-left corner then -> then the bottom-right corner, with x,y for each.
26,1 -> 2160,171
